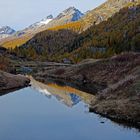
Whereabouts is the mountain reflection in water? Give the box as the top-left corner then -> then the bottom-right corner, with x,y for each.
0,76 -> 140,140
30,76 -> 95,107
30,76 -> 140,131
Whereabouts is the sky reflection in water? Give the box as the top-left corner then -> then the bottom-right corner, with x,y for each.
0,78 -> 139,140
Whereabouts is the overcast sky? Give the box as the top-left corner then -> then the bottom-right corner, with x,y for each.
0,0 -> 106,30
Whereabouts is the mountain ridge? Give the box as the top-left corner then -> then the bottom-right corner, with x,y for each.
1,0 -> 140,49
0,7 -> 84,48
81,0 -> 140,30
44,7 -> 84,29
14,4 -> 140,62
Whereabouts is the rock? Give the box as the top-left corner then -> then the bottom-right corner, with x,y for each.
0,70 -> 30,93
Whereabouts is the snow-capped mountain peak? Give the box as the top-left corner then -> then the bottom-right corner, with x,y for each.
41,15 -> 53,22
40,15 -> 53,25
0,26 -> 15,35
0,26 -> 16,40
56,7 -> 84,21
28,15 -> 53,29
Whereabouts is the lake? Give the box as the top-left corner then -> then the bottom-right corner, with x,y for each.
0,78 -> 139,140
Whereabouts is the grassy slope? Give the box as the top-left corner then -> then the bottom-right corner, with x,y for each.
1,35 -> 32,49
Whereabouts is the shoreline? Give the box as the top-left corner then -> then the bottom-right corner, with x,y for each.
34,76 -> 140,129
89,108 -> 140,130
32,53 -> 140,128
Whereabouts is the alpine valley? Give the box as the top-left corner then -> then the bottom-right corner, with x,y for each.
0,0 -> 140,139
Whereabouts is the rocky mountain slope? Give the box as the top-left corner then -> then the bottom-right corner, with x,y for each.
27,15 -> 53,29
15,15 -> 54,37
22,7 -> 83,35
81,0 -> 140,30
45,7 -> 84,29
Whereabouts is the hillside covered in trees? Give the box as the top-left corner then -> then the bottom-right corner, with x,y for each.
14,29 -> 78,61
68,5 -> 140,62
14,5 -> 140,63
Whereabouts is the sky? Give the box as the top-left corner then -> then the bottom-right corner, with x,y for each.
0,0 -> 106,30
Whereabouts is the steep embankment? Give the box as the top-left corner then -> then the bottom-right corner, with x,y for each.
33,53 -> 140,126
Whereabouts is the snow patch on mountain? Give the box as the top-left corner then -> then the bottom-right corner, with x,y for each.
28,15 -> 53,29
55,7 -> 84,21
0,26 -> 15,35
0,26 -> 16,40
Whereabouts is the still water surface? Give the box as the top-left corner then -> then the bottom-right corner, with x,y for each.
0,78 -> 139,140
